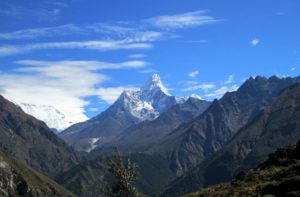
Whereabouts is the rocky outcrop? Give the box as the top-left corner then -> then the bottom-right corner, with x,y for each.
0,151 -> 75,197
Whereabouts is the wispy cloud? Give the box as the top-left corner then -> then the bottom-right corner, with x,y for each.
146,10 -> 220,29
128,54 -> 147,59
139,69 -> 157,74
205,85 -> 238,98
251,39 -> 260,46
188,70 -> 200,78
0,10 -> 219,41
182,83 -> 215,92
0,23 -> 140,40
224,74 -> 234,84
0,3 -> 62,22
97,87 -> 139,104
0,60 -> 147,123
0,40 -> 152,56
0,10 -> 221,57
290,67 -> 296,71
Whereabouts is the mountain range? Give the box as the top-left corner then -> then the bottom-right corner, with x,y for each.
57,75 -> 300,196
60,74 -> 208,152
161,82 -> 300,196
0,74 -> 300,197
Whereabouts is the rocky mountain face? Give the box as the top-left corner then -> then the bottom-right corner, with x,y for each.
0,95 -> 81,179
161,82 -> 300,197
151,76 -> 300,176
0,151 -> 75,197
94,97 -> 211,154
16,102 -> 77,132
60,74 -> 186,152
185,139 -> 300,197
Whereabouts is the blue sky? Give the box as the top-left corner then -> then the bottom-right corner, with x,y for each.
0,0 -> 299,122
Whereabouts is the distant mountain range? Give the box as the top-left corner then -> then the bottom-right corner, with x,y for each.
16,102 -> 76,132
1,74 -> 300,197
60,74 -> 208,152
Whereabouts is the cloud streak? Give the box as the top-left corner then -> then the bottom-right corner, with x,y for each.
182,83 -> 215,92
188,70 -> 199,78
0,40 -> 152,56
0,10 -> 220,40
146,10 -> 220,29
0,60 -> 147,123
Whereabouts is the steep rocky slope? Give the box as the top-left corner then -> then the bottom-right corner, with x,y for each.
162,83 -> 300,196
185,140 -> 300,197
152,76 -> 300,176
0,151 -> 75,197
93,97 -> 211,154
0,95 -> 81,179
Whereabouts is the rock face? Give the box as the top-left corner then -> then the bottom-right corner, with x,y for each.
95,97 -> 211,154
161,83 -> 300,197
152,76 -> 300,176
60,74 -> 182,152
16,102 -> 78,132
0,95 -> 81,179
0,151 -> 75,197
185,139 -> 300,197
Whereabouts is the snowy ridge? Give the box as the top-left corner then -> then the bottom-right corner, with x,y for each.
16,103 -> 75,132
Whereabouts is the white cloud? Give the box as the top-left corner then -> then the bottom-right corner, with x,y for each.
188,70 -> 199,78
0,40 -> 152,56
205,85 -> 238,98
146,10 -> 220,29
0,60 -> 147,123
251,39 -> 260,46
88,107 -> 99,112
129,54 -> 147,59
0,24 -> 82,40
290,67 -> 296,71
97,87 -> 139,104
178,80 -> 198,86
182,83 -> 215,92
139,69 -> 157,74
224,74 -> 234,84
0,4 -> 62,22
0,11 -> 219,40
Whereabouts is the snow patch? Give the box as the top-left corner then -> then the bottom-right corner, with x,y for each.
86,137 -> 102,152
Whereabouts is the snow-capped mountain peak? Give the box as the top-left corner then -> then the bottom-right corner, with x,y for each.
141,74 -> 170,96
16,102 -> 75,132
190,94 -> 203,100
113,74 -> 176,121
